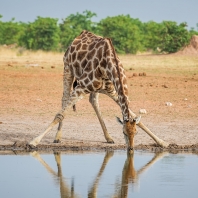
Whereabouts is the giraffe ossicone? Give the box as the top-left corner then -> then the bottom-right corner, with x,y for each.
29,30 -> 169,151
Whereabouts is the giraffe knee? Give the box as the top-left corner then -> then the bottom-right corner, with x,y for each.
54,113 -> 64,123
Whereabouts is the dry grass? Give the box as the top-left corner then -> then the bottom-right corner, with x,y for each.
1,46 -> 197,76
0,47 -> 63,69
120,54 -> 198,76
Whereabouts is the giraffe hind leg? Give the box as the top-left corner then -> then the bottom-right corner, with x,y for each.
54,122 -> 63,143
29,86 -> 86,147
53,66 -> 76,143
72,80 -> 78,112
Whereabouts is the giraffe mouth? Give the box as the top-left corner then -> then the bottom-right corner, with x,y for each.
123,132 -> 135,151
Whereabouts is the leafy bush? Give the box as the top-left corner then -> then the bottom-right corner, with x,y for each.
0,12 -> 197,53
0,15 -> 24,45
19,17 -> 60,51
159,21 -> 191,53
98,15 -> 144,54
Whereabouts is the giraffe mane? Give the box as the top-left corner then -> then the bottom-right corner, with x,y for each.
107,38 -> 129,119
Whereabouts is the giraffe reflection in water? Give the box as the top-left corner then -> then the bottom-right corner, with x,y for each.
31,151 -> 167,198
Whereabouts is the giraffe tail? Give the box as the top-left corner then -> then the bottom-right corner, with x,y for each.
72,80 -> 78,112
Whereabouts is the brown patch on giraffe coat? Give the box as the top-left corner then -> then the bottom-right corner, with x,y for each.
72,52 -> 77,62
82,44 -> 88,50
70,46 -> 75,54
93,58 -> 99,69
95,40 -> 105,48
87,84 -> 94,91
78,51 -> 87,62
84,61 -> 92,73
88,71 -> 93,81
84,78 -> 90,85
81,59 -> 88,69
76,43 -> 82,51
88,42 -> 96,51
73,61 -> 81,77
100,58 -> 106,68
87,49 -> 96,60
96,47 -> 103,60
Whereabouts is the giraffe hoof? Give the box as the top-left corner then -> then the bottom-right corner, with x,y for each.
53,139 -> 61,143
26,143 -> 37,150
107,139 -> 114,144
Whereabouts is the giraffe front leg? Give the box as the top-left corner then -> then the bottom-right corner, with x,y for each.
29,113 -> 64,147
89,92 -> 114,143
29,117 -> 60,147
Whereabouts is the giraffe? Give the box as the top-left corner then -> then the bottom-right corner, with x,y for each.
29,30 -> 169,152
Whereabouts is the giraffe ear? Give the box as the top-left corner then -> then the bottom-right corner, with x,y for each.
133,116 -> 141,124
116,117 -> 123,125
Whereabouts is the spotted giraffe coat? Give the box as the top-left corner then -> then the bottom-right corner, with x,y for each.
63,30 -> 130,120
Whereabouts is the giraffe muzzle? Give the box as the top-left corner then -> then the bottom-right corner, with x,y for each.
128,147 -> 134,154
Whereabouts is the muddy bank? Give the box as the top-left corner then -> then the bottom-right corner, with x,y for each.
1,141 -> 198,153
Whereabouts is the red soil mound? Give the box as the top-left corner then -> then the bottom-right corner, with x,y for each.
176,35 -> 198,55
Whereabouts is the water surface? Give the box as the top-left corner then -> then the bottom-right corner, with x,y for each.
0,150 -> 197,198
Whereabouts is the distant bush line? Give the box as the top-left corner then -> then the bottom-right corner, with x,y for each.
0,10 -> 198,54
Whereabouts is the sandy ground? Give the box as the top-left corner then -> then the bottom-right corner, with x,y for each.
0,50 -> 198,151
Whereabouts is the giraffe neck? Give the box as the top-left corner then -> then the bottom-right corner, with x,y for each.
107,38 -> 130,121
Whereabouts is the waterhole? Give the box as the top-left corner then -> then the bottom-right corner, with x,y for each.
0,150 -> 197,198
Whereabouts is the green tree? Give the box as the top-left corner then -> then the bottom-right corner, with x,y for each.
19,16 -> 60,51
159,21 -> 191,53
0,15 -> 24,45
142,21 -> 164,52
59,10 -> 97,50
98,15 -> 144,54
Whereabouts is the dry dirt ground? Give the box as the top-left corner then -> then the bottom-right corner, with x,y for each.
0,48 -> 198,151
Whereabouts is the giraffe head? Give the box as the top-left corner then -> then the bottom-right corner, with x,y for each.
117,116 -> 141,154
